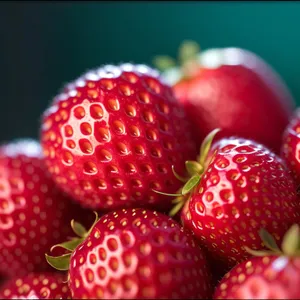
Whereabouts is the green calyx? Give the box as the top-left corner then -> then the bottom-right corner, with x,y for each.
45,212 -> 100,271
152,40 -> 201,78
245,224 -> 300,257
153,128 -> 221,217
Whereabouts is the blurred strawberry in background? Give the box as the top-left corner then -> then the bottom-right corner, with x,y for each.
154,41 -> 295,154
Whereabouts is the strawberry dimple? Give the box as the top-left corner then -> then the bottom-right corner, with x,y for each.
186,137 -> 300,266
68,208 -> 212,299
41,64 -> 196,211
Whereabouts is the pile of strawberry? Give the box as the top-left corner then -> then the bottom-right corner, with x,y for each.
1,41 -> 300,299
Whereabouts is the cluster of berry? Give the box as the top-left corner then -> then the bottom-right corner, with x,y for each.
0,42 -> 299,299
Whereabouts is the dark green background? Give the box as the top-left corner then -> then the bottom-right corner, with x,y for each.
1,1 -> 300,141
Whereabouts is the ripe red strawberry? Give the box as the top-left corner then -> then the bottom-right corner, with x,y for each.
0,272 -> 71,299
40,64 -> 196,211
214,225 -> 300,299
154,41 -> 295,153
0,139 -> 91,277
46,208 -> 212,299
281,108 -> 300,184
166,130 -> 300,267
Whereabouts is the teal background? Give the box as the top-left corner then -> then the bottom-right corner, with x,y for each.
1,1 -> 300,141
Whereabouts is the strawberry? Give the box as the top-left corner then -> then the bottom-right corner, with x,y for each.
281,108 -> 300,184
0,139 -> 91,277
0,272 -> 71,299
161,129 -> 300,267
46,208 -> 213,299
153,41 -> 295,153
214,225 -> 300,299
40,64 -> 196,211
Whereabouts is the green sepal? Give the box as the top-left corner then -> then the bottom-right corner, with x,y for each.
198,128 -> 221,166
182,174 -> 200,195
185,161 -> 203,177
172,196 -> 184,204
169,200 -> 185,217
50,238 -> 83,253
244,246 -> 278,257
259,228 -> 281,252
152,189 -> 182,197
152,55 -> 176,72
45,253 -> 72,271
178,40 -> 200,67
71,220 -> 87,238
281,224 -> 300,256
172,165 -> 188,183
87,211 -> 100,236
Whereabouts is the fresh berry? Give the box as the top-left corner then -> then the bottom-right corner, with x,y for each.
40,64 -> 196,211
281,108 -> 300,184
46,208 -> 212,299
0,272 -> 71,299
0,139 -> 90,277
153,41 -> 295,153
165,130 -> 300,267
214,225 -> 300,299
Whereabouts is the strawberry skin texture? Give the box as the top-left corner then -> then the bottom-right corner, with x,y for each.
68,208 -> 212,299
182,137 -> 300,266
214,256 -> 300,299
166,48 -> 295,153
0,140 -> 88,277
0,272 -> 71,299
281,108 -> 300,184
40,64 -> 196,211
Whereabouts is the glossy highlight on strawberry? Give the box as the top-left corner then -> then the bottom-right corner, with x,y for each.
46,208 -> 212,299
0,272 -> 71,299
40,64 -> 196,211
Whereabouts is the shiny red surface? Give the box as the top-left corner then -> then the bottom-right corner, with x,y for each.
41,65 -> 196,211
174,57 -> 294,153
0,140 -> 86,277
184,137 -> 299,266
68,208 -> 212,299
